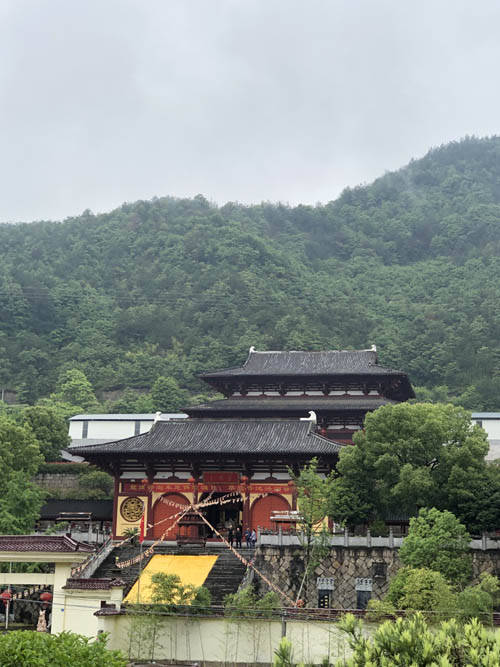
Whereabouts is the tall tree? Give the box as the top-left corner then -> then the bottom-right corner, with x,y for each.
399,508 -> 472,586
329,403 -> 494,530
290,458 -> 333,604
21,405 -> 70,461
0,415 -> 45,533
151,376 -> 187,412
52,369 -> 99,412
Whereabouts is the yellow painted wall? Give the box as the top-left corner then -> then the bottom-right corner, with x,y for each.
125,554 -> 218,604
115,495 -> 148,537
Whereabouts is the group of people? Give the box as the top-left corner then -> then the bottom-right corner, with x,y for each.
226,524 -> 257,548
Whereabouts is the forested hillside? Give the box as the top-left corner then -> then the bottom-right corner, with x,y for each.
2,136 -> 500,410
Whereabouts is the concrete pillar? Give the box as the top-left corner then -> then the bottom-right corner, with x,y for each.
51,563 -> 73,634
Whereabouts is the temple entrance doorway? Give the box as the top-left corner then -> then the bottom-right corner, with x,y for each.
199,492 -> 243,539
152,493 -> 189,539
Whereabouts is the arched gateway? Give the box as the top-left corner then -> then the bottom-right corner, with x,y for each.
152,493 -> 189,539
251,494 -> 290,531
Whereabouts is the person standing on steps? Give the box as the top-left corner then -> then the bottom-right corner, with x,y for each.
228,525 -> 234,547
235,524 -> 242,549
250,529 -> 257,548
244,527 -> 251,547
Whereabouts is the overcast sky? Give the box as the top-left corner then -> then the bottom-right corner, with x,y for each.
1,1 -> 499,222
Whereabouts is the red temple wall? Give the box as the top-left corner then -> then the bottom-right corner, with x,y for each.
114,478 -> 295,540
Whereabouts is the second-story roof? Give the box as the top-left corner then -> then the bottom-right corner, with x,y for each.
201,348 -> 403,377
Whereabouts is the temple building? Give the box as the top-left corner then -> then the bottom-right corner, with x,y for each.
73,347 -> 413,541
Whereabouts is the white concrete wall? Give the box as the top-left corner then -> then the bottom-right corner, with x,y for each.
476,418 -> 500,439
62,588 -> 121,638
86,421 -> 134,440
70,419 -> 154,441
68,421 -> 83,438
98,614 -> 354,664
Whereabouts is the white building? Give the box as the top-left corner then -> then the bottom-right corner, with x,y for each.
68,413 -> 188,447
471,413 -> 500,461
62,413 -> 187,461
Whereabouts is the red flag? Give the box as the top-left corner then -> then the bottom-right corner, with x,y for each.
139,513 -> 145,544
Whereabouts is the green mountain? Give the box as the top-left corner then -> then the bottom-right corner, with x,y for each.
1,135 -> 500,409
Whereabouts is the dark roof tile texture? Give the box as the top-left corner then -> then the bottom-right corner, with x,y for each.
0,535 -> 93,553
201,349 -> 404,377
71,420 -> 343,457
187,396 -> 395,414
64,578 -> 125,590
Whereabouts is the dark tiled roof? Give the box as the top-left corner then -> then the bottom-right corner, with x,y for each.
39,500 -> 113,521
94,606 -> 126,616
186,396 -> 395,415
71,420 -> 343,457
0,535 -> 93,553
201,349 -> 405,377
64,578 -> 125,590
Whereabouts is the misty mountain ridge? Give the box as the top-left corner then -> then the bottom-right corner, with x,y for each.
1,135 -> 500,410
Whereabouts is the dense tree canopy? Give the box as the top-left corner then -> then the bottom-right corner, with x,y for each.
21,405 -> 70,461
1,137 -> 500,408
329,403 -> 496,531
0,415 -> 45,533
399,508 -> 472,585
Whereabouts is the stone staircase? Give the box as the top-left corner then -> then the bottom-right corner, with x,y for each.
202,548 -> 248,604
93,543 -> 249,604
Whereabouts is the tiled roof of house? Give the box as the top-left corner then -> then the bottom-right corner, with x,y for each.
71,420 -> 343,458
63,578 -> 125,590
0,535 -> 93,553
201,348 -> 405,377
186,396 -> 395,415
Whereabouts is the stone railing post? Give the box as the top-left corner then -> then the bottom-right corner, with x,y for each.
389,527 -> 394,548
366,528 -> 371,548
482,532 -> 487,551
278,525 -> 283,547
344,527 -> 349,547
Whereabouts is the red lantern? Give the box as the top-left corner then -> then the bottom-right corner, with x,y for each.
287,480 -> 295,487
188,477 -> 195,483
40,592 -> 52,602
241,475 -> 248,483
0,590 -> 12,602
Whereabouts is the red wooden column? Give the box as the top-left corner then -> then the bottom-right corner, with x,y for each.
145,463 -> 155,540
242,473 -> 251,529
289,480 -> 298,511
111,462 -> 121,539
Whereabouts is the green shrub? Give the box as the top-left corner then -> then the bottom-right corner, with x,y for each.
224,585 -> 280,618
0,630 -> 126,666
337,612 -> 500,665
273,636 -> 294,666
456,573 -> 500,625
369,519 -> 388,537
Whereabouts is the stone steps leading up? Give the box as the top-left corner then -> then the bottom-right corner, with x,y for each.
93,543 -> 251,601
